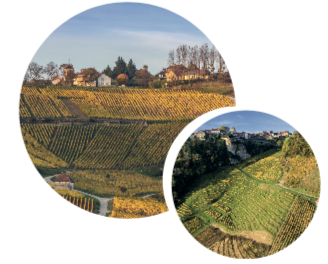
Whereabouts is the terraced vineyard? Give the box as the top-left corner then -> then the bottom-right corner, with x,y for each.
20,86 -> 235,121
174,150 -> 318,258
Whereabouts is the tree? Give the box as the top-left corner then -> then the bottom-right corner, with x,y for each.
133,69 -> 154,87
176,46 -> 182,65
277,140 -> 283,147
220,126 -> 230,131
27,62 -> 44,81
80,68 -> 100,83
282,132 -> 313,157
116,73 -> 129,85
127,59 -> 137,80
199,43 -> 209,75
168,49 -> 175,66
44,62 -> 59,80
209,45 -> 217,74
59,64 -> 71,78
180,44 -> 188,67
23,71 -> 30,83
112,56 -> 127,79
217,52 -> 227,82
103,65 -> 113,78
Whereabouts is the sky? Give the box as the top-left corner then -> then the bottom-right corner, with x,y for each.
32,3 -> 213,74
196,111 -> 296,134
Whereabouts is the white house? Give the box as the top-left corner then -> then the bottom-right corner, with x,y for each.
91,73 -> 111,87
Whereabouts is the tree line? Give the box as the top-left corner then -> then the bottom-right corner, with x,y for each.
102,57 -> 154,87
167,43 -> 227,74
172,135 -> 230,206
282,132 -> 314,158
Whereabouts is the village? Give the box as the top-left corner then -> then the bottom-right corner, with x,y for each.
192,126 -> 290,140
23,43 -> 232,89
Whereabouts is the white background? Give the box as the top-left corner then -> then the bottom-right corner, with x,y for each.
1,0 -> 328,263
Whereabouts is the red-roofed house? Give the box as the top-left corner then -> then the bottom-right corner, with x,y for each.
54,172 -> 74,190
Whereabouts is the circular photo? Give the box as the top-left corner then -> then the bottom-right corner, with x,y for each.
19,3 -> 235,218
172,110 -> 320,258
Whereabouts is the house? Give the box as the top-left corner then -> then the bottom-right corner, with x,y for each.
91,73 -> 111,87
166,65 -> 187,81
73,74 -> 90,86
195,130 -> 205,139
181,69 -> 210,80
156,69 -> 167,79
54,172 -> 74,190
210,128 -> 228,135
51,75 -> 62,85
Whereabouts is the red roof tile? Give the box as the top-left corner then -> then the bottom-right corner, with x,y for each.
55,172 -> 74,183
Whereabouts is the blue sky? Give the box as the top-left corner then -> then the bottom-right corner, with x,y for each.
196,111 -> 296,133
32,3 -> 212,74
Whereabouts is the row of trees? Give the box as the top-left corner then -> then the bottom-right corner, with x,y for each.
103,57 -> 154,87
24,62 -> 63,83
168,43 -> 227,75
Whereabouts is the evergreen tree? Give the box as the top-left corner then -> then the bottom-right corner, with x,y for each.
103,65 -> 113,78
112,56 -> 127,79
127,59 -> 137,80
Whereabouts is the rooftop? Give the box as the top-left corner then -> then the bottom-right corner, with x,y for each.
55,172 -> 74,183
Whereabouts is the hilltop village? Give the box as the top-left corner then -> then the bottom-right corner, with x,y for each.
192,126 -> 290,140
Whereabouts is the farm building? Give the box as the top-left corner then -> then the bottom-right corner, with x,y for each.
91,73 -> 111,86
54,172 -> 74,190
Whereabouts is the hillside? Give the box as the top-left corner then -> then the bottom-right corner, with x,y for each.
20,86 -> 235,121
22,123 -> 186,170
174,149 -> 318,258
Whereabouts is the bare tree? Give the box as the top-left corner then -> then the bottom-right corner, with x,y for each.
44,62 -> 59,80
23,71 -> 30,83
216,52 -> 227,82
176,46 -> 182,65
199,43 -> 209,78
27,62 -> 44,81
209,45 -> 217,74
168,49 -> 175,66
181,44 -> 188,67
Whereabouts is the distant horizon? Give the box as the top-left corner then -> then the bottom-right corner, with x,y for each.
195,111 -> 296,134
31,3 -> 215,75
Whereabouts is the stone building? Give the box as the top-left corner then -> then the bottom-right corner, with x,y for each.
54,172 -> 74,190
63,64 -> 75,86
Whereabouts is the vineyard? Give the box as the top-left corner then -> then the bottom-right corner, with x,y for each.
21,128 -> 68,168
20,85 -> 235,218
174,150 -> 318,258
110,197 -> 168,218
22,123 -> 186,170
269,196 -> 316,254
242,156 -> 283,182
55,190 -> 100,214
195,226 -> 270,259
69,170 -> 163,197
282,156 -> 320,195
20,86 -> 235,121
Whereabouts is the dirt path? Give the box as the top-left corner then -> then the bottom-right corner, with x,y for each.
275,183 -> 319,199
62,99 -> 88,119
44,175 -> 155,216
